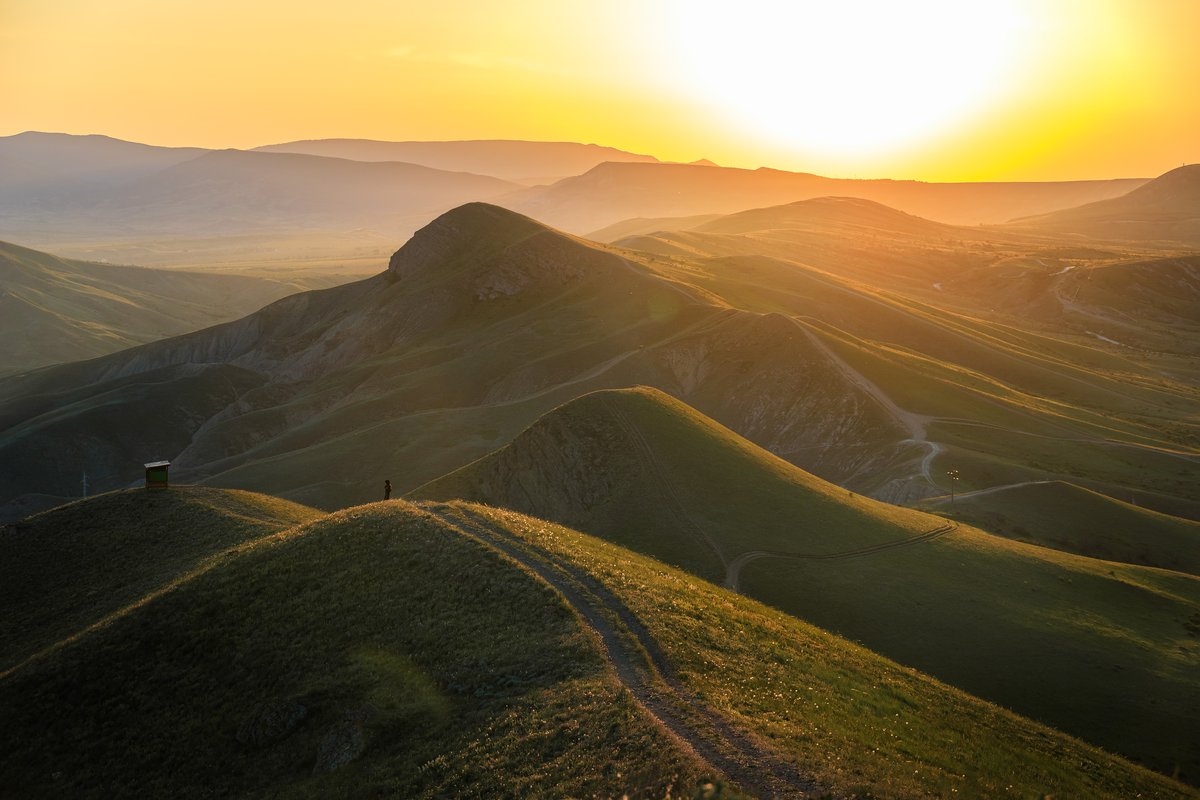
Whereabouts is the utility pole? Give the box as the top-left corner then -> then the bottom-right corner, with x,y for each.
946,469 -> 960,506
82,471 -> 88,499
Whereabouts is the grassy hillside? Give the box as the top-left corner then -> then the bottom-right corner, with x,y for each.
0,498 -> 708,799
414,387 -> 1200,782
0,487 -> 320,674
1017,164 -> 1200,245
926,480 -> 1200,575
2,492 -> 1192,798
0,240 -> 311,374
441,501 -> 1196,799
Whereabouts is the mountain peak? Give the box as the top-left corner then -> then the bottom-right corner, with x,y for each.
387,203 -> 561,280
386,203 -> 639,303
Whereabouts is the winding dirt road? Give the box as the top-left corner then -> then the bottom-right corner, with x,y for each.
427,503 -> 822,800
791,321 -> 943,487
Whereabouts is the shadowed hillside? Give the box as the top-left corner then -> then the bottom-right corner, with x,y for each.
0,487 -> 320,674
414,387 -> 1200,781
0,240 -> 315,374
1,491 -> 1192,798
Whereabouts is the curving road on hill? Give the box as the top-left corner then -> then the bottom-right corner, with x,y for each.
428,504 -> 822,800
790,320 -> 943,488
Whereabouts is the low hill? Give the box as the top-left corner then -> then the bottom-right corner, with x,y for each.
693,196 -> 953,237
254,138 -> 660,183
0,486 -> 319,674
501,160 -> 1147,232
1,492 -> 1191,798
927,480 -> 1200,575
1018,164 -> 1200,244
414,387 -> 1200,781
586,212 -> 721,243
611,196 -> 978,291
0,240 -> 313,374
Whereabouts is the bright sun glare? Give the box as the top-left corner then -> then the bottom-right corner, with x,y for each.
665,0 -> 1037,157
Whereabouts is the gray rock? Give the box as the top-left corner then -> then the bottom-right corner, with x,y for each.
312,719 -> 365,774
235,699 -> 308,747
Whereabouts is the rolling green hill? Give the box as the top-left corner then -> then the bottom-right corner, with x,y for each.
413,387 -> 1200,782
1,491 -> 1193,798
925,480 -> 1200,575
0,240 -> 313,375
0,487 -> 320,674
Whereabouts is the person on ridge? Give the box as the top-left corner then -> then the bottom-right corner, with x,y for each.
384,479 -> 392,500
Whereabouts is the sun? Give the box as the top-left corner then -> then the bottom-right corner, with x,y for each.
661,0 -> 1037,158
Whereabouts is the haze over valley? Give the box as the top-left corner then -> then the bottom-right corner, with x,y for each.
2,1 -> 1199,797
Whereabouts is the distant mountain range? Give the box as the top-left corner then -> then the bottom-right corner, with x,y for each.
1,131 -> 1165,270
253,137 -> 660,183
501,160 -> 1149,231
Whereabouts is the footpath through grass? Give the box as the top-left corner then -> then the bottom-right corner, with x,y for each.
0,501 -> 708,798
458,502 -> 1198,799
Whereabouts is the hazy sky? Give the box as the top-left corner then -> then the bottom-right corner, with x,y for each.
2,0 -> 1196,181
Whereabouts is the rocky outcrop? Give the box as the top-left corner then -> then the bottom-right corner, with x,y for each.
236,699 -> 308,747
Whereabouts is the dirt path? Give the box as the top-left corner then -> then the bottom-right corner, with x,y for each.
427,504 -> 822,800
920,480 -> 1054,506
722,522 -> 957,592
792,320 -> 943,489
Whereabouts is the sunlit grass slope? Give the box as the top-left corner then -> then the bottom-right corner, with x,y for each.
434,501 -> 1195,799
413,386 -> 934,582
0,499 -> 707,799
2,491 -> 1193,798
930,480 -> 1200,575
0,486 -> 320,673
414,387 -> 1200,782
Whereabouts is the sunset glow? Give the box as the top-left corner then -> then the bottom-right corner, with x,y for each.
661,0 -> 1036,156
1,0 -> 1197,180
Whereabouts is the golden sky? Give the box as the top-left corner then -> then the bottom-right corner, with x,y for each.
2,0 -> 1196,181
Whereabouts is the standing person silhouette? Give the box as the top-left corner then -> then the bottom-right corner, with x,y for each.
384,479 -> 392,500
